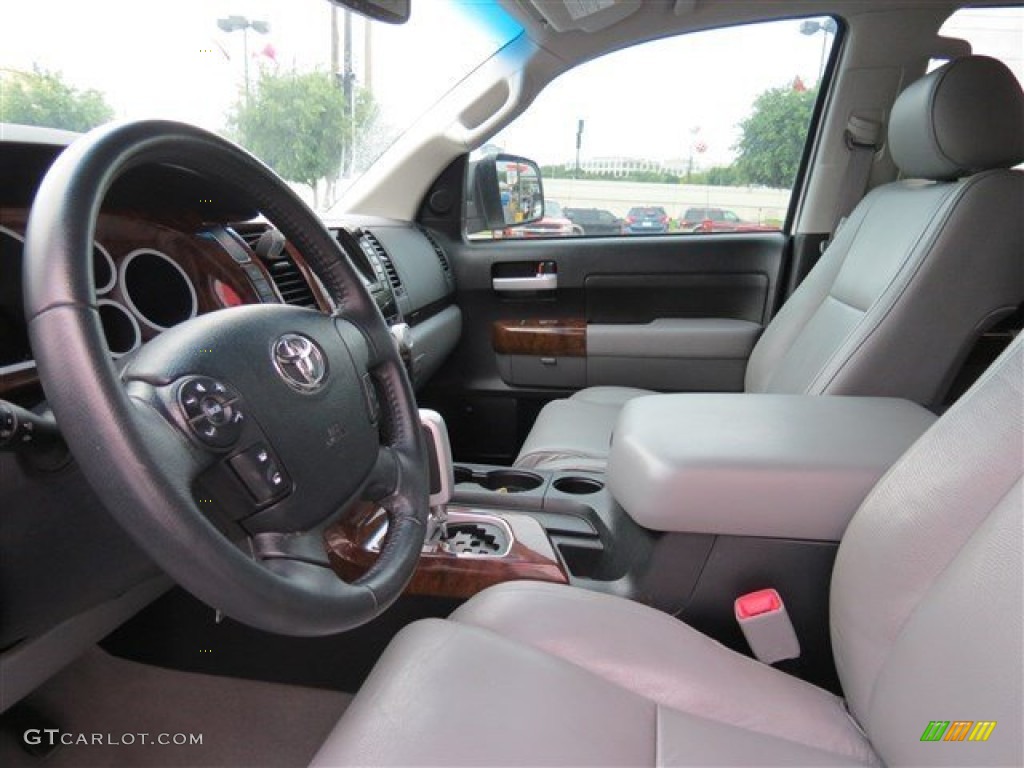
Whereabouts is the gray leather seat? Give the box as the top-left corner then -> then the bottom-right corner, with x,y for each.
516,55 -> 1024,473
312,334 -> 1022,767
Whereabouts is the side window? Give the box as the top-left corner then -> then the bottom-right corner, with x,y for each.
472,17 -> 836,240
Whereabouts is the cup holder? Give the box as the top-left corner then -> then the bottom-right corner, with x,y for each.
553,476 -> 604,495
481,470 -> 543,493
453,466 -> 544,494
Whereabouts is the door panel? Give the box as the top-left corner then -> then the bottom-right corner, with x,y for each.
587,318 -> 762,391
421,231 -> 787,463
585,273 -> 769,324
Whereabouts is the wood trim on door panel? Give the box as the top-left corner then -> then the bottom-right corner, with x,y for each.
492,318 -> 586,357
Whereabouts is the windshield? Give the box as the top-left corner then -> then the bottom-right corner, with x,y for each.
0,0 -> 522,210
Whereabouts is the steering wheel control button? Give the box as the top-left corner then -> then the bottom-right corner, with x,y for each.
201,397 -> 228,425
177,376 -> 244,449
0,404 -> 14,442
272,333 -> 328,394
229,442 -> 291,504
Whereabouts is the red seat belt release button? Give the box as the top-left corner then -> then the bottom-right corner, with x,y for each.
734,588 -> 800,665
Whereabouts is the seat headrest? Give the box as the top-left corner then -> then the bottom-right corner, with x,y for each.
888,55 -> 1024,180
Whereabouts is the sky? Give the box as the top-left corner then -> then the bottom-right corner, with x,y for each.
1,2 -> 1021,176
0,0 -> 512,141
492,17 -> 838,167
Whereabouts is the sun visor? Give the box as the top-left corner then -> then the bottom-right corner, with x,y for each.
518,0 -> 642,34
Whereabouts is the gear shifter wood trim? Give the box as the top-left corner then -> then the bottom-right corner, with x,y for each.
324,501 -> 567,599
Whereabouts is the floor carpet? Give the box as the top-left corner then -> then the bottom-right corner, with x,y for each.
0,648 -> 351,767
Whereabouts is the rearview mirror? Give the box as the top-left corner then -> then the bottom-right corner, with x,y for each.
329,0 -> 410,25
465,153 -> 545,234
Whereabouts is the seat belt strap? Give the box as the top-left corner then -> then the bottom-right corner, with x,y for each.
829,114 -> 883,241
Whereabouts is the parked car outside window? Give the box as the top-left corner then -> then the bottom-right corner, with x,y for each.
564,207 -> 624,235
680,207 -> 777,233
624,206 -> 669,234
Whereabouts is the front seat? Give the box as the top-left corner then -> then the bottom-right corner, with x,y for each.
516,55 -> 1024,473
312,334 -> 1022,766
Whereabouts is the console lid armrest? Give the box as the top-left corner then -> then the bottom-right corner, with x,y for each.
607,394 -> 936,541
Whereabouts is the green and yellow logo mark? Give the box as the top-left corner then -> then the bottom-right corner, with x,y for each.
920,721 -> 996,742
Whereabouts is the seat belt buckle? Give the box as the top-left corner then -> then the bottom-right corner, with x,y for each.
734,588 -> 800,665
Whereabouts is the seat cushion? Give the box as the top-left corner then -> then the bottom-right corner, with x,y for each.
453,582 -> 878,764
311,583 -> 879,767
514,386 -> 651,472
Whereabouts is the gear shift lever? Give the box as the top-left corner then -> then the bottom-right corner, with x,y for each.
419,409 -> 454,547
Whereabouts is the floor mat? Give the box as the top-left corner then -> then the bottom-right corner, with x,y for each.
0,648 -> 350,767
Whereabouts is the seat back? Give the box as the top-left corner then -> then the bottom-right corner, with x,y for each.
830,333 -> 1022,765
746,56 -> 1024,408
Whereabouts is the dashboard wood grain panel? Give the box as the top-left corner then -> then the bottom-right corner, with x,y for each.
492,318 -> 586,357
0,363 -> 38,398
324,502 -> 568,599
0,208 -> 293,397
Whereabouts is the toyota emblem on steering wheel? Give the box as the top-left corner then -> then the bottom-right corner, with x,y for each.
272,333 -> 328,393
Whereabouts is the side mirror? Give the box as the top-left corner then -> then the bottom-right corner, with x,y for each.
466,153 -> 545,234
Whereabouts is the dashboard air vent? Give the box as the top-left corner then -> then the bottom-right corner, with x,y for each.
363,231 -> 404,295
265,259 -> 317,308
240,227 -> 317,309
419,228 -> 451,276
238,230 -> 262,250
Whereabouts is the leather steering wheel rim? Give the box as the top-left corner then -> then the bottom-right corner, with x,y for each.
23,120 -> 429,636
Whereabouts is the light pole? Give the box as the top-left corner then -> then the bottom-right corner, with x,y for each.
799,18 -> 838,83
343,9 -> 355,177
686,125 -> 701,183
217,15 -> 270,101
575,119 -> 584,180
331,6 -> 357,177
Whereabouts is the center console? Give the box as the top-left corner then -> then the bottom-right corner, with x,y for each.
323,394 -> 936,617
322,408 -> 647,599
323,464 -> 636,600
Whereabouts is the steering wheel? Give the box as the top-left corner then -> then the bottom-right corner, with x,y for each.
23,120 -> 429,636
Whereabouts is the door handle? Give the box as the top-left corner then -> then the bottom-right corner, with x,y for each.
491,273 -> 558,292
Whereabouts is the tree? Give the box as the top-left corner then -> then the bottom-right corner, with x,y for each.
690,165 -> 743,187
734,83 -> 818,189
231,70 -> 378,209
1,68 -> 114,132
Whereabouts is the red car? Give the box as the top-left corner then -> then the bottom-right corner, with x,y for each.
681,207 -> 777,233
502,200 -> 582,238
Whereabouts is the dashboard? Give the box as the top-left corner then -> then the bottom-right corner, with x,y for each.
0,132 -> 461,409
0,127 -> 461,650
